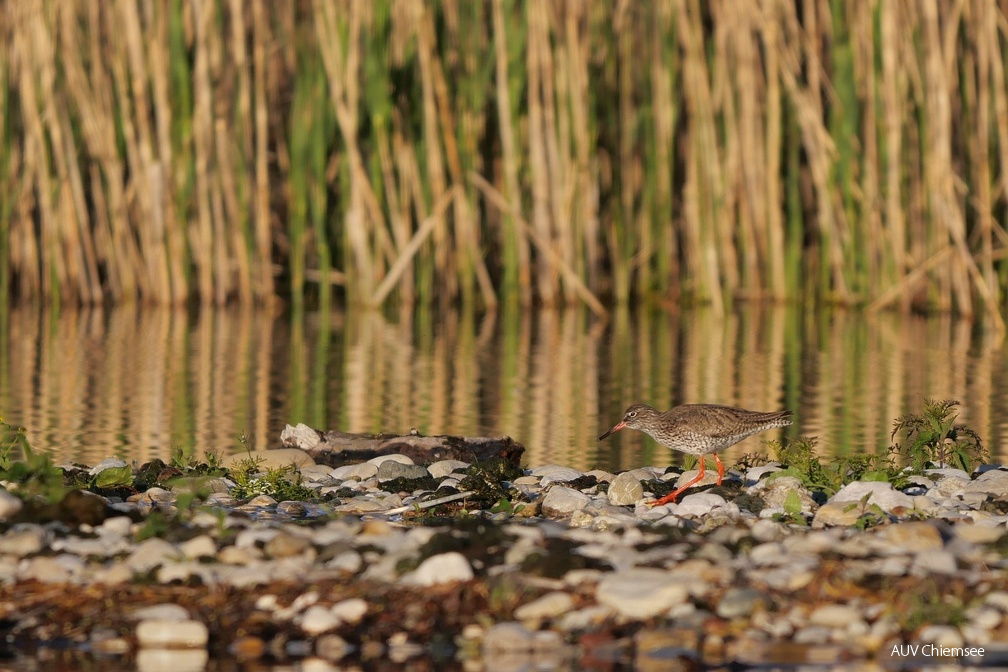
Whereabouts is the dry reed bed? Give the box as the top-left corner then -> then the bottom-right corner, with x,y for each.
1,1 -> 1008,323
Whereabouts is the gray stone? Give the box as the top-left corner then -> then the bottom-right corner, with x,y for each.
830,481 -> 914,512
670,468 -> 720,490
669,492 -> 739,518
912,549 -> 958,575
400,551 -> 473,586
482,622 -> 534,653
0,490 -> 23,521
428,460 -> 470,478
746,463 -> 784,485
377,460 -> 430,482
811,502 -> 864,527
244,494 -> 278,508
513,591 -> 575,622
530,464 -> 585,486
607,472 -> 644,506
1,525 -> 48,557
367,454 -> 415,466
874,521 -> 944,553
19,555 -> 86,583
299,605 -> 340,635
932,476 -> 970,497
716,587 -> 771,619
127,538 -> 180,573
541,486 -> 591,516
596,568 -> 689,619
280,423 -> 322,450
53,535 -> 130,557
809,604 -> 864,629
179,535 -> 217,560
316,634 -> 352,661
917,624 -> 964,648
331,462 -> 379,481
757,476 -> 817,513
750,519 -> 789,543
331,598 -> 368,624
965,469 -> 1008,496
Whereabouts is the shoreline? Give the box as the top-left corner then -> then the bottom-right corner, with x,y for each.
2,448 -> 1008,668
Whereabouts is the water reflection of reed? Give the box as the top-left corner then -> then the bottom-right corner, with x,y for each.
1,305 -> 1006,471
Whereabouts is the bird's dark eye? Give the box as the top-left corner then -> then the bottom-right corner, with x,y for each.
628,411 -> 637,418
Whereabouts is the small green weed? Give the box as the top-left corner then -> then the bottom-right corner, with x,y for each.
0,417 -> 67,503
891,398 -> 987,473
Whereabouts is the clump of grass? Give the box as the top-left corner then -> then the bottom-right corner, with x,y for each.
890,398 -> 986,473
0,416 -> 66,503
227,458 -> 317,502
759,437 -> 893,497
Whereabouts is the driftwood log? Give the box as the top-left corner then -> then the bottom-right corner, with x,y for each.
280,423 -> 525,467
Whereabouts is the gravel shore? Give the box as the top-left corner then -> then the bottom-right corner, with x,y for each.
2,448 -> 1008,670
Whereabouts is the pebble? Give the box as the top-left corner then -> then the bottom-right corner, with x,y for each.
331,462 -> 379,481
530,465 -> 585,486
400,552 -> 473,586
367,454 -> 414,466
299,605 -> 341,635
1,525 -> 48,556
607,471 -> 644,506
513,591 -> 575,622
595,568 -> 690,619
541,486 -> 591,516
716,587 -> 771,619
0,490 -> 23,520
671,492 -> 739,518
808,604 -> 863,629
377,460 -> 430,482
331,598 -> 369,624
965,468 -> 1008,495
5,452 -> 1008,669
830,481 -> 914,512
428,459 -> 470,478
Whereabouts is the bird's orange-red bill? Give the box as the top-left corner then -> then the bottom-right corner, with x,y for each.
598,420 -> 627,441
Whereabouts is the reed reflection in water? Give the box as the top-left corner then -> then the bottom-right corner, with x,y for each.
0,304 -> 1005,471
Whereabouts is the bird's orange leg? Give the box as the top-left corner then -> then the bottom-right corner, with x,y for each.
714,453 -> 724,486
651,457 -> 706,507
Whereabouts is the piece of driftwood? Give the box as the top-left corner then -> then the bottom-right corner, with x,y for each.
280,423 -> 525,467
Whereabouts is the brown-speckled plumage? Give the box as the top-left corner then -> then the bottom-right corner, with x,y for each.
598,403 -> 793,506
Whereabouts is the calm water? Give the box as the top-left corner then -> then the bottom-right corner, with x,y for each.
0,303 -> 1006,471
